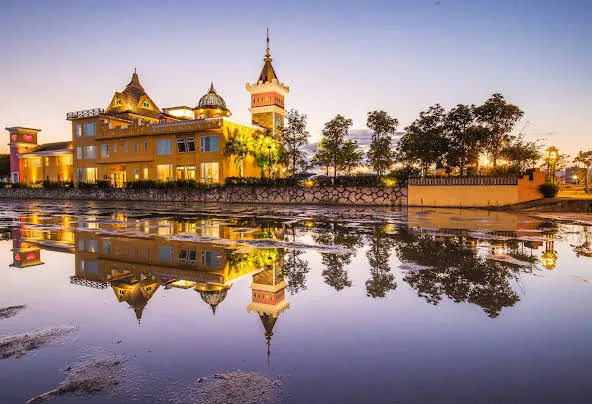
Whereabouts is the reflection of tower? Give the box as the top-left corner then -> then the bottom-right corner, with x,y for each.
111,276 -> 160,323
246,261 -> 290,361
245,29 -> 290,138
9,225 -> 43,268
196,283 -> 231,315
541,239 -> 557,270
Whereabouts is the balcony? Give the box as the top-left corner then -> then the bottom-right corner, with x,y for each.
98,118 -> 223,139
66,108 -> 105,120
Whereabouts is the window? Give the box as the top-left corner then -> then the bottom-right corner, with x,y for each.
176,138 -> 187,153
83,123 -> 96,136
143,102 -> 150,108
200,162 -> 219,183
24,159 -> 28,168
124,143 -> 128,153
133,142 -> 138,152
45,157 -> 50,167
158,246 -> 173,262
113,143 -> 117,153
157,139 -> 173,155
76,124 -> 83,137
143,168 -> 149,179
186,137 -> 195,152
63,154 -> 73,165
178,249 -> 188,263
77,168 -> 83,182
143,141 -> 148,151
86,239 -> 98,253
187,249 -> 197,264
134,168 -> 139,180
115,99 -> 121,105
30,158 -> 42,167
100,144 -> 109,158
83,146 -> 96,159
76,147 -> 82,160
200,135 -> 219,152
102,240 -> 111,255
84,167 -> 98,182
176,165 -> 196,180
156,164 -> 173,181
85,261 -> 98,275
201,250 -> 220,267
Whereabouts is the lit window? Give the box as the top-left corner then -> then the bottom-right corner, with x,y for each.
76,147 -> 82,160
113,143 -> 117,153
201,250 -> 220,267
115,99 -> 121,105
157,139 -> 173,155
156,164 -> 173,181
24,159 -> 28,168
45,157 -> 50,167
143,167 -> 149,179
134,168 -> 139,180
30,158 -> 42,167
84,167 -> 98,182
200,162 -> 219,183
200,136 -> 219,152
176,165 -> 196,180
76,124 -> 83,137
83,123 -> 96,136
62,154 -> 73,165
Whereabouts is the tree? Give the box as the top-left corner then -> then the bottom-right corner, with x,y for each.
574,150 -> 592,193
223,131 -> 252,178
398,104 -> 448,176
473,93 -> 524,168
366,110 -> 399,177
283,110 -> 310,175
444,104 -> 486,175
312,115 -> 361,177
251,134 -> 284,178
502,136 -> 542,174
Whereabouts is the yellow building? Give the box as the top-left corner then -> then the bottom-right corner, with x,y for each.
7,33 -> 287,186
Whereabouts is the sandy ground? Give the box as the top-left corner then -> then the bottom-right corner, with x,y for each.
0,305 -> 26,319
0,326 -> 77,359
26,356 -> 125,403
518,212 -> 592,225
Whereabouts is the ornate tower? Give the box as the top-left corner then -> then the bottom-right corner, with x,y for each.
6,127 -> 39,183
245,29 -> 290,138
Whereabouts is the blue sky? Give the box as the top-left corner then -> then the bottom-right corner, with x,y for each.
1,0 -> 590,154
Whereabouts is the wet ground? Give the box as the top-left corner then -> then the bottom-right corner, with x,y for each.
0,200 -> 591,403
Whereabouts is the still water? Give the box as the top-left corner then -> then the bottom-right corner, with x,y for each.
0,201 -> 591,403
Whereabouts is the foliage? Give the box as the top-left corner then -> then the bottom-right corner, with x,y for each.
366,110 -> 399,177
77,180 -> 111,189
125,179 -> 218,189
0,154 -> 9,178
223,131 -> 252,178
389,166 -> 422,186
473,93 -> 524,168
40,180 -> 74,189
251,133 -> 285,178
312,115 -> 363,177
539,182 -> 559,198
283,109 -> 310,176
573,150 -> 592,193
444,104 -> 486,175
397,104 -> 448,176
225,176 -> 298,187
502,136 -> 542,173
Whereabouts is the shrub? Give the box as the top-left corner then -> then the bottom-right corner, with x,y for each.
389,167 -> 421,186
225,177 -> 298,187
9,182 -> 30,189
41,180 -> 74,189
539,182 -> 559,198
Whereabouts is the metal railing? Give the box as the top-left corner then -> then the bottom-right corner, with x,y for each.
66,108 -> 105,120
408,177 -> 519,186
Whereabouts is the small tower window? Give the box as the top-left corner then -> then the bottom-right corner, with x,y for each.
115,99 -> 121,105
143,102 -> 150,108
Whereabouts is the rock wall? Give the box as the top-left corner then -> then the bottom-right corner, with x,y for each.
0,186 -> 408,206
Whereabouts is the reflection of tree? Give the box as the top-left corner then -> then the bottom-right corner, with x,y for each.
313,224 -> 362,291
282,249 -> 310,294
394,229 -> 532,318
573,225 -> 592,258
365,228 -> 396,298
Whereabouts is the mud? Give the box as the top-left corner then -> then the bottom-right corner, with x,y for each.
0,305 -> 26,319
0,326 -> 77,359
26,356 -> 125,403
180,371 -> 283,404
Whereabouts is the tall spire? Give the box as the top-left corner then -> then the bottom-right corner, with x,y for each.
265,27 -> 271,60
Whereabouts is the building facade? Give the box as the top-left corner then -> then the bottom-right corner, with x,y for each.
7,34 -> 287,186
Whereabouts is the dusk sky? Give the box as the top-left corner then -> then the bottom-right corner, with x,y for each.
1,0 -> 591,154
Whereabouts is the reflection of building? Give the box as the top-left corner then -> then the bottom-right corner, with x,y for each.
7,32 -> 288,186
247,258 -> 290,360
10,226 -> 43,268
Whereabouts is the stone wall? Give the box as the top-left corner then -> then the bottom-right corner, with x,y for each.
0,186 -> 408,206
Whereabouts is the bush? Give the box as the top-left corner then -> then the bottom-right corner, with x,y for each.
539,182 -> 559,198
389,167 -> 421,186
126,179 -> 218,189
76,181 -> 111,189
225,177 -> 298,187
41,180 -> 74,189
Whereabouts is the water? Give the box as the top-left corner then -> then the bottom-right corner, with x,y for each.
0,200 -> 591,403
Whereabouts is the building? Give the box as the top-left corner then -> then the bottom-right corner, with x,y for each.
7,32 -> 288,186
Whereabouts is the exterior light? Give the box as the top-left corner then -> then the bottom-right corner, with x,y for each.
304,179 -> 314,188
541,251 -> 557,270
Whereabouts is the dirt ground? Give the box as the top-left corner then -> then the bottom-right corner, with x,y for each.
0,305 -> 26,319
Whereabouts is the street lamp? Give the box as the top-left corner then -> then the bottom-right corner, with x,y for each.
545,146 -> 559,182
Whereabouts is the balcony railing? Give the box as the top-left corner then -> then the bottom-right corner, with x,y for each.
66,108 -> 105,120
98,118 -> 223,139
408,177 -> 519,186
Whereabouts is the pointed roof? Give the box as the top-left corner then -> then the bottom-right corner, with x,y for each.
105,70 -> 161,118
258,28 -> 278,83
196,82 -> 229,112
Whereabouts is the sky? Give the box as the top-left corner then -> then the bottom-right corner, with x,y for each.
0,0 -> 591,155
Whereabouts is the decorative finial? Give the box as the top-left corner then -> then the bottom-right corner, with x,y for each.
209,82 -> 215,93
265,27 -> 271,59
134,67 -> 137,74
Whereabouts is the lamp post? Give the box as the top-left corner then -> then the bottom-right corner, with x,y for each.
545,146 -> 559,182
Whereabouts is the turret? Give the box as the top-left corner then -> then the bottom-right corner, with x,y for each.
6,127 -> 40,183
